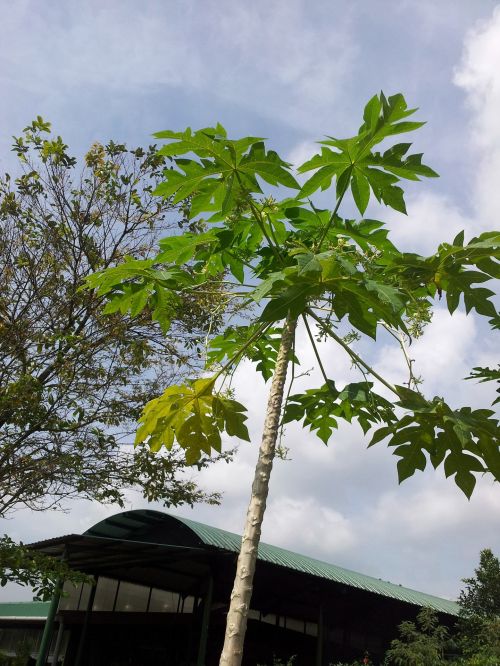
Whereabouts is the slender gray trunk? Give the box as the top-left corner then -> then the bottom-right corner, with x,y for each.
219,314 -> 296,666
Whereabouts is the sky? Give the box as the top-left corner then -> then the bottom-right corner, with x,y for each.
0,0 -> 499,603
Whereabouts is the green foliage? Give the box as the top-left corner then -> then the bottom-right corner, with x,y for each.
298,93 -> 438,213
284,380 -> 396,444
207,324 -> 297,382
384,607 -> 450,666
135,378 -> 249,464
87,92 -> 499,495
153,124 -> 299,217
455,551 -> 500,664
1,118 -> 236,539
459,549 -> 500,620
369,389 -> 499,498
0,535 -> 89,601
466,366 -> 500,406
0,642 -> 32,666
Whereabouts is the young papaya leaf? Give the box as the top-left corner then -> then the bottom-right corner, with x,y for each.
135,377 -> 250,464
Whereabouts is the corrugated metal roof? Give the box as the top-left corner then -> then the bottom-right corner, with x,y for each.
173,513 -> 460,616
27,509 -> 459,618
0,601 -> 50,619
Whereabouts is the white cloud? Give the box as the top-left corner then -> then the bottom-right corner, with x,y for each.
453,6 -> 500,230
375,308 -> 482,398
369,480 -> 500,542
262,496 -> 357,556
0,0 -> 357,132
386,192 -> 471,254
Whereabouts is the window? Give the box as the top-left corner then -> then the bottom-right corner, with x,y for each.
305,621 -> 318,637
114,581 -> 149,612
92,577 -> 119,612
58,581 -> 82,611
78,583 -> 93,611
148,588 -> 179,613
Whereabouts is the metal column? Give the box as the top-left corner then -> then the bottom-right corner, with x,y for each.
51,619 -> 65,666
35,584 -> 62,666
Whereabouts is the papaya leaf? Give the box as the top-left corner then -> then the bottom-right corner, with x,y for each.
135,377 -> 250,464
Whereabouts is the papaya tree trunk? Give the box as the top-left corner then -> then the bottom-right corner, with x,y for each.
219,314 -> 297,666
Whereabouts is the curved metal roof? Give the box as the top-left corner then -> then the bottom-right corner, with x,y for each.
85,509 -> 459,616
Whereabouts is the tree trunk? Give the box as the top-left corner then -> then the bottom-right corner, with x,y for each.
219,314 -> 297,666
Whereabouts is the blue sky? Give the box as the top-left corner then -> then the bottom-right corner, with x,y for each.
1,0 -> 499,602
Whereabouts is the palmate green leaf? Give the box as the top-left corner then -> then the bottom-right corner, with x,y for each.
251,270 -> 289,302
298,92 -> 437,215
431,233 -> 500,316
153,126 -> 299,218
284,205 -> 332,234
326,217 -> 399,257
151,286 -> 180,334
362,94 -> 382,132
363,278 -> 405,312
240,142 -> 300,190
84,259 -> 193,295
84,257 -> 155,293
370,391 -> 499,497
283,380 -> 396,444
135,377 -> 250,464
382,231 -> 500,321
333,278 -> 408,336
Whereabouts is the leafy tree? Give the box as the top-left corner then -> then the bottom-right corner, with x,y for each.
457,618 -> 500,665
0,534 -> 89,601
459,549 -> 500,619
384,607 -> 450,666
87,93 -> 500,665
0,117 -> 229,517
457,549 -> 500,661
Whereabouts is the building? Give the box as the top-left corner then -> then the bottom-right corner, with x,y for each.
0,509 -> 459,665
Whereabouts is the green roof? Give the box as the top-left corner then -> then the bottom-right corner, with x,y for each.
85,509 -> 459,616
0,601 -> 50,619
174,513 -> 460,616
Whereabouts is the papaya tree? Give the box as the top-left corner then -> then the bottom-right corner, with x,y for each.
86,93 -> 500,666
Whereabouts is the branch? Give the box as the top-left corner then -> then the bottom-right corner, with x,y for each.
382,324 -> 421,393
306,308 -> 399,397
302,315 -> 329,385
317,166 -> 352,250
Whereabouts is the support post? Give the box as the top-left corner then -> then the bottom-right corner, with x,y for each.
35,584 -> 62,666
51,618 -> 65,666
196,575 -> 214,666
74,580 -> 97,666
315,604 -> 324,666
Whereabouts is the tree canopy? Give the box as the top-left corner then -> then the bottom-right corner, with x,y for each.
0,118 -> 230,517
460,548 -> 500,619
87,92 -> 499,665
